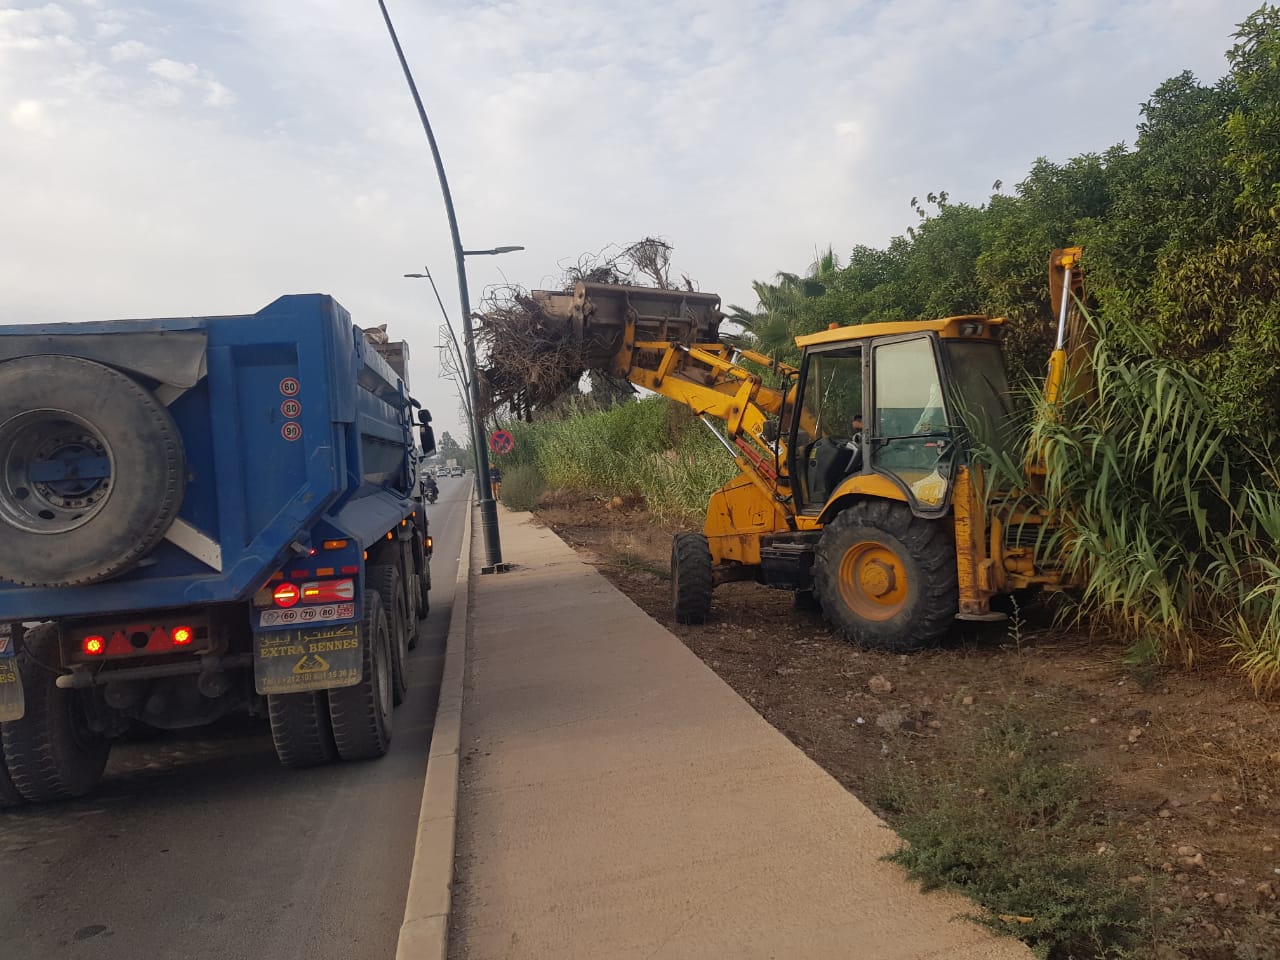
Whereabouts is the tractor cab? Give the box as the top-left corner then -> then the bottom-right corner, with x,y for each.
786,316 -> 1012,520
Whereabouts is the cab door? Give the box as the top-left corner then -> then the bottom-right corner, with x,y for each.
867,334 -> 958,518
786,343 -> 866,514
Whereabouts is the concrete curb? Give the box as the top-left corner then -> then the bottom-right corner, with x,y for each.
396,497 -> 474,960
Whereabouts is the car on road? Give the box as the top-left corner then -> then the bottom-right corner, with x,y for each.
450,466 -> 464,477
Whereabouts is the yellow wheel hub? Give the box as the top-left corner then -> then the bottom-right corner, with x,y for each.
838,540 -> 909,621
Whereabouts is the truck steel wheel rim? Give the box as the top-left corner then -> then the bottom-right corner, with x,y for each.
838,540 -> 909,621
0,409 -> 114,534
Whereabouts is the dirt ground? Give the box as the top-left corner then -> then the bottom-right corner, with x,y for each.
532,490 -> 1280,959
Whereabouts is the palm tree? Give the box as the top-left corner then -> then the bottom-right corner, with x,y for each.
727,246 -> 842,360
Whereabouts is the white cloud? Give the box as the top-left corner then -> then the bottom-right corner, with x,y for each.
147,57 -> 200,84
109,38 -> 150,61
144,57 -> 234,108
0,0 -> 1260,441
204,78 -> 233,107
0,2 -> 80,52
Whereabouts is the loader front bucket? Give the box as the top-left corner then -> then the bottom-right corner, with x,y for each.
534,282 -> 724,370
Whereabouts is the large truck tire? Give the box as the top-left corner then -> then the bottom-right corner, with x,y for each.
0,629 -> 23,808
268,692 -> 337,769
1,624 -> 110,802
413,531 -> 431,633
368,564 -> 410,707
671,532 -> 714,624
0,745 -> 22,808
813,500 -> 957,653
327,591 -> 393,761
0,355 -> 185,587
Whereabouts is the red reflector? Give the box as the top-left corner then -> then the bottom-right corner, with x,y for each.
298,579 -> 356,604
274,583 -> 301,607
290,570 -> 309,580
83,635 -> 106,656
340,565 -> 360,575
172,626 -> 194,646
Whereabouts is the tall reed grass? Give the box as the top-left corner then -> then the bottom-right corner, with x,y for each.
494,397 -> 739,524
973,313 -> 1280,690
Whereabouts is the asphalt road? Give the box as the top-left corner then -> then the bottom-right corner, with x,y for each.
0,475 -> 472,960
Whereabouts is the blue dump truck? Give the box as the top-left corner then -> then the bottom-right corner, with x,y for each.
0,294 -> 436,805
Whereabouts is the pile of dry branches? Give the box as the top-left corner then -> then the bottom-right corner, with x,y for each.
474,285 -> 588,419
475,238 -> 694,419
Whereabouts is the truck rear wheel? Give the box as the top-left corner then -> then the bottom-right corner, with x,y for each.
0,746 -> 22,808
267,692 -> 337,769
0,355 -> 184,587
813,501 -> 957,652
671,532 -> 713,624
369,564 -> 410,707
413,531 -> 431,632
327,591 -> 393,761
1,624 -> 111,801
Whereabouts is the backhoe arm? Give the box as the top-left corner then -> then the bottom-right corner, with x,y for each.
535,281 -> 797,506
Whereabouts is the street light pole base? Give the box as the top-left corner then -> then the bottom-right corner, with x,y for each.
480,562 -> 510,575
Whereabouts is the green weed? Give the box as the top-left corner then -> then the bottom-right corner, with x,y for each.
500,463 -> 546,512
880,716 -> 1155,959
493,397 -> 737,525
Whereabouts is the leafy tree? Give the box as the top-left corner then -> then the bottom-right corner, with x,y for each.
437,431 -> 463,459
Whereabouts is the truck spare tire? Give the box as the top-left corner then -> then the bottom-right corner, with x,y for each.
0,355 -> 185,586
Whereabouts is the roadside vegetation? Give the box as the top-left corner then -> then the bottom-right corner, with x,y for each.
473,10 -> 1280,957
878,714 -> 1157,959
491,397 -> 736,524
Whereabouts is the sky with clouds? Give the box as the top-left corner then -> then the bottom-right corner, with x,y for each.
0,0 -> 1261,439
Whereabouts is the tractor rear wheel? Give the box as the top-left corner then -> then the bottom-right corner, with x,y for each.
671,532 -> 713,624
813,501 -> 956,652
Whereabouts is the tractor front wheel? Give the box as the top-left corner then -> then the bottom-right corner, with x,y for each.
813,501 -> 957,652
671,532 -> 713,625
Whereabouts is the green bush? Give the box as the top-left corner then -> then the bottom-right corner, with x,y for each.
880,716 -> 1154,959
491,397 -> 737,524
500,463 -> 545,512
972,309 -> 1280,688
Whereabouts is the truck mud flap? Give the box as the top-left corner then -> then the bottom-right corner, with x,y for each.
254,624 -> 362,695
0,633 -> 23,722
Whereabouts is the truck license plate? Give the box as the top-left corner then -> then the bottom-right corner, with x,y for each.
254,623 -> 362,695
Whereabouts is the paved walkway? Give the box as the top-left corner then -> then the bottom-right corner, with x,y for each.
450,509 -> 1030,960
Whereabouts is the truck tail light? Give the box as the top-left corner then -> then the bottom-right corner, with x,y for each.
299,579 -> 355,604
171,626 -> 194,646
83,635 -> 106,656
273,583 -> 301,607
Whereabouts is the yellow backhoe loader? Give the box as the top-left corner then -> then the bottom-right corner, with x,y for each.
531,248 -> 1088,651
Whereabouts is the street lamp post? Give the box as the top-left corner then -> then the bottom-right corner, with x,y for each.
404,268 -> 472,404
378,0 -> 521,573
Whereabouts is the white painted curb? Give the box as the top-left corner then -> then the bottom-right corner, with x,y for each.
396,497 -> 473,960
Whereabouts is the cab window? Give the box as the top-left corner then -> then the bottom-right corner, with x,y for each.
871,337 -> 951,506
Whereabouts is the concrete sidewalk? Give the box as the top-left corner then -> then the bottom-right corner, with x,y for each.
448,509 -> 1031,960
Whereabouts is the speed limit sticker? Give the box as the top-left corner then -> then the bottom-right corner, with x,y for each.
281,422 -> 302,442
279,377 -> 301,397
281,399 -> 302,418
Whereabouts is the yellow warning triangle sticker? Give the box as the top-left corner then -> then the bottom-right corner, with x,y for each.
293,654 -> 331,675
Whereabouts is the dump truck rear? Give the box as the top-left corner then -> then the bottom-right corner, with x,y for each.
0,294 -> 436,803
